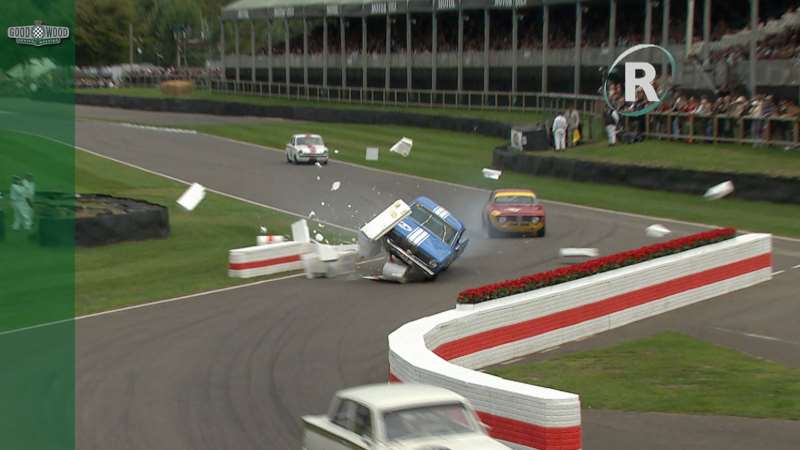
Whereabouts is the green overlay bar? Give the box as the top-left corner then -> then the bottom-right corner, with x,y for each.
1,1 -> 75,449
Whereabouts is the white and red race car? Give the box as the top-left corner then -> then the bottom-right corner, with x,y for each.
286,134 -> 329,165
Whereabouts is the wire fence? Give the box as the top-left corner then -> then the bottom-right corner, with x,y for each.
115,75 -> 800,148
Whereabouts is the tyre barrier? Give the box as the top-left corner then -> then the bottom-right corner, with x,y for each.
228,241 -> 312,278
389,233 -> 772,450
492,147 -> 800,205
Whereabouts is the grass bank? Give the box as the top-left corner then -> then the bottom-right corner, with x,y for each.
190,121 -> 800,238
74,150 -> 350,315
552,140 -> 800,178
4,133 -> 306,320
76,87 -> 553,126
488,332 -> 800,420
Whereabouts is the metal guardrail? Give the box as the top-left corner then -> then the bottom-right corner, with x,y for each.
630,112 -> 800,148
121,75 -> 600,115
117,75 -> 800,148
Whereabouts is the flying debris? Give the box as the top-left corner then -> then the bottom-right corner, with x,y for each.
366,147 -> 379,161
315,162 -> 322,168
704,180 -> 734,200
292,219 -> 311,243
315,233 -> 325,242
390,137 -> 413,157
359,200 -> 412,241
176,183 -> 206,211
482,168 -> 502,180
331,181 -> 341,191
645,224 -> 672,238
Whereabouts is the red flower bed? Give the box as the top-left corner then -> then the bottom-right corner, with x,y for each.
457,228 -> 737,304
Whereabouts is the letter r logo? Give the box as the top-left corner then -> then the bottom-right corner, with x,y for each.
624,62 -> 658,102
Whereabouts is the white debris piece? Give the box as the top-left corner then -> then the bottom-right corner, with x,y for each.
357,231 -> 383,258
302,245 -> 358,278
315,162 -> 322,168
559,248 -> 599,258
482,168 -> 502,180
316,175 -> 321,181
380,258 -> 411,283
176,182 -> 206,211
704,180 -> 734,200
259,226 -> 268,234
301,253 -> 327,279
390,137 -> 413,157
321,201 -> 326,206
347,204 -> 352,209
291,219 -> 311,243
334,149 -> 340,154
360,199 -> 412,241
316,243 -> 341,262
315,233 -> 325,242
366,147 -> 379,161
308,211 -> 316,218
645,224 -> 672,238
257,235 -> 286,245
331,181 -> 341,191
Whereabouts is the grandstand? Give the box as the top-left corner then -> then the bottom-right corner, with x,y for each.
219,0 -> 800,100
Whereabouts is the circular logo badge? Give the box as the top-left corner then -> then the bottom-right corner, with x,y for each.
602,44 -> 677,117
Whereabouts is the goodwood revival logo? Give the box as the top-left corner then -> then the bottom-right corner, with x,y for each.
7,21 -> 70,47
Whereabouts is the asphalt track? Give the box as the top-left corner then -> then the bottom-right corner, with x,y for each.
72,107 -> 800,450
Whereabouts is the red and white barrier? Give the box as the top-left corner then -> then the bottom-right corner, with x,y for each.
228,241 -> 312,278
389,233 -> 772,450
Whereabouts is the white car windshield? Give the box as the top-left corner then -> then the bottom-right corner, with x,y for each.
383,403 -> 478,441
296,136 -> 323,146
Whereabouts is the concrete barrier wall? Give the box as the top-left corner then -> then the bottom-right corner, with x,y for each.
388,233 -> 772,450
492,148 -> 800,205
228,241 -> 311,278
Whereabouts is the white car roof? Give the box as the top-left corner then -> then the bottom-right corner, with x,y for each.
336,383 -> 467,412
292,134 -> 322,139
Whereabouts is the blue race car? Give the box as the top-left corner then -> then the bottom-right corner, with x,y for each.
384,196 -> 469,279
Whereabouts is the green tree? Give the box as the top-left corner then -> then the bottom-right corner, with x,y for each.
76,0 -> 134,65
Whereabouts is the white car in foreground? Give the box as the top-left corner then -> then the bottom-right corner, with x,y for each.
286,134 -> 329,164
302,383 -> 511,450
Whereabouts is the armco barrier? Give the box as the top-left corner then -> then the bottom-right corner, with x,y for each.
389,233 -> 772,450
228,241 -> 311,278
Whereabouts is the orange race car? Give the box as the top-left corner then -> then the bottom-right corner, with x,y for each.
482,189 -> 546,238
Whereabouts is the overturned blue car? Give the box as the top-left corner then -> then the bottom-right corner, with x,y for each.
383,196 -> 469,281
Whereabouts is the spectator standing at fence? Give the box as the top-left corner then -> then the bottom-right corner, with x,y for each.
604,108 -> 620,146
694,96 -> 714,140
671,93 -> 687,138
566,107 -> 581,147
749,96 -> 765,147
552,112 -> 568,151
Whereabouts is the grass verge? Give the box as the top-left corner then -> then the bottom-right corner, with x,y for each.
551,139 -> 800,178
488,332 -> 800,420
76,87 -> 554,126
74,150 -> 351,315
190,121 -> 800,238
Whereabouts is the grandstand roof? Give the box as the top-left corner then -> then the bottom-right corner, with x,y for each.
223,0 -> 378,13
221,0 -> 580,20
